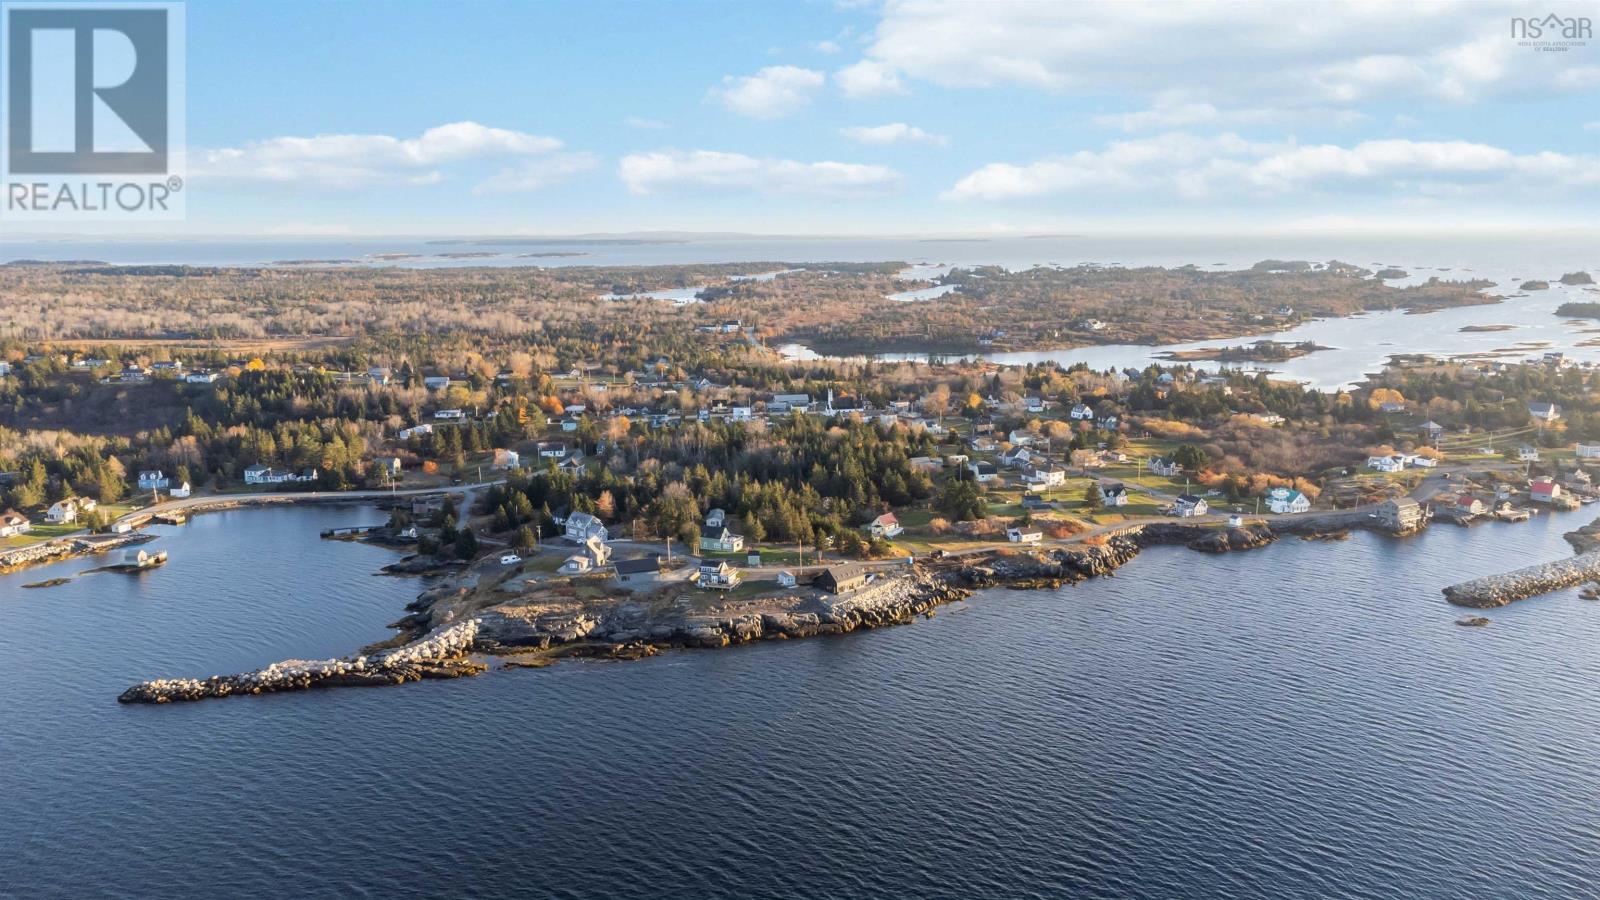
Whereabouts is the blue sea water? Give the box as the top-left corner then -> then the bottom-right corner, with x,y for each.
3,504 -> 1600,898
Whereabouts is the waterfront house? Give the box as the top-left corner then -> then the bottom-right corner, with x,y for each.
1099,482 -> 1129,507
1455,494 -> 1487,517
137,470 -> 169,490
1266,487 -> 1310,514
1173,494 -> 1209,517
967,460 -> 999,483
699,524 -> 745,553
1006,526 -> 1044,544
243,464 -> 272,485
817,564 -> 869,594
612,555 -> 665,586
171,481 -> 192,499
1529,477 -> 1562,503
697,560 -> 741,591
0,509 -> 31,537
1149,457 -> 1181,477
565,511 -> 609,543
866,513 -> 903,539
1377,497 -> 1426,531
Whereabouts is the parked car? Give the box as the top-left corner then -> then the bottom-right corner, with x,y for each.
499,554 -> 522,566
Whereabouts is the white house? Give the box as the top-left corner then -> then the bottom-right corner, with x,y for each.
1173,494 -> 1209,517
1577,442 -> 1600,460
729,406 -> 753,422
699,524 -> 745,553
538,441 -> 570,459
1518,445 -> 1541,462
1023,463 -> 1067,488
866,512 -> 903,539
1149,457 -> 1181,477
968,460 -> 999,483
0,509 -> 32,537
46,499 -> 78,524
1366,455 -> 1405,473
1266,487 -> 1310,514
170,481 -> 192,499
1528,401 -> 1562,422
1069,403 -> 1095,421
1530,477 -> 1562,503
705,508 -> 726,528
185,371 -> 220,384
375,456 -> 404,476
424,375 -> 451,391
777,570 -> 798,588
398,424 -> 433,441
1006,526 -> 1043,544
434,409 -> 465,421
491,449 -> 520,469
1099,482 -> 1129,506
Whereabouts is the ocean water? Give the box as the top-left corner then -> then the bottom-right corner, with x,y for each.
3,504 -> 1600,898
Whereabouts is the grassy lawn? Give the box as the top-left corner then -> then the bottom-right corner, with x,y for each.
1,522 -> 84,548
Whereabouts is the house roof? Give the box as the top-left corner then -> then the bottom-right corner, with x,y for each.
819,564 -> 867,585
872,512 -> 898,525
1177,493 -> 1204,504
613,556 -> 664,575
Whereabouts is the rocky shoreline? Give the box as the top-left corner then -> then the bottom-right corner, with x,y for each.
117,518 -> 1297,704
1441,516 -> 1600,608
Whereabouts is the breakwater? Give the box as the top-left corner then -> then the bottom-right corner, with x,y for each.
1443,550 -> 1600,608
0,533 -> 153,572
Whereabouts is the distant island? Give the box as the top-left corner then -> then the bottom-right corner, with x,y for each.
1521,280 -> 1550,291
1157,340 -> 1329,363
1560,272 -> 1595,286
1555,302 -> 1600,318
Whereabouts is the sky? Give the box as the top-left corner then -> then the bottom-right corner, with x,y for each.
40,0 -> 1600,236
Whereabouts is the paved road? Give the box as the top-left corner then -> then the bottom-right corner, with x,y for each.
113,480 -> 506,526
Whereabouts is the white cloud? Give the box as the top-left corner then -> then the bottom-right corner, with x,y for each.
619,149 -> 901,197
835,59 -> 907,97
1093,91 -> 1365,131
473,153 -> 599,194
1585,121 -> 1600,132
711,66 -> 825,119
849,1 -> 1589,111
840,122 -> 948,145
625,116 -> 668,130
815,40 -> 842,54
194,121 -> 566,188
945,133 -> 1600,202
